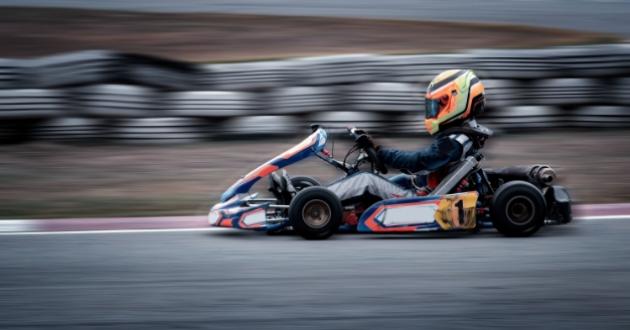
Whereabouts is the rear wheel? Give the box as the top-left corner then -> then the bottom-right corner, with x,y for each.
491,181 -> 546,237
289,187 -> 342,240
290,176 -> 320,191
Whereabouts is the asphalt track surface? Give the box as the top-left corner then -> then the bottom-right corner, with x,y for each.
1,219 -> 630,329
3,0 -> 630,35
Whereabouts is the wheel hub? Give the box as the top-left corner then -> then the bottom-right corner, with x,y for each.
505,195 -> 535,225
302,199 -> 331,229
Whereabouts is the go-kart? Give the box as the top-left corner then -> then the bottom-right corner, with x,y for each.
208,125 -> 572,239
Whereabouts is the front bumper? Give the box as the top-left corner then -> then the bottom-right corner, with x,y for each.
209,195 -> 289,231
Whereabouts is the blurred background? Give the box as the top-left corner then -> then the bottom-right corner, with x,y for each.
4,3 -> 630,330
1,1 -> 630,218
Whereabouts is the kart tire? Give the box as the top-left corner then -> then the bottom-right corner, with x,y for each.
289,186 -> 342,240
491,180 -> 546,237
290,176 -> 320,191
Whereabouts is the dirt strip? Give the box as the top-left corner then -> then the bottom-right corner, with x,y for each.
0,7 -> 617,61
0,130 -> 629,219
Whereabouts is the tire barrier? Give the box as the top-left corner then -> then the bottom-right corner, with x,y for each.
550,44 -> 630,78
524,78 -> 601,106
483,106 -> 568,130
472,79 -> 525,109
465,49 -> 557,80
219,115 -> 299,136
388,113 -> 426,134
76,84 -> 160,118
0,45 -> 630,143
293,54 -> 385,85
0,59 -> 27,89
305,111 -> 389,133
27,50 -> 122,89
110,117 -> 208,144
344,83 -> 424,113
615,77 -> 630,105
33,117 -> 105,142
0,89 -> 64,119
200,60 -> 293,91
572,106 -> 630,127
266,86 -> 339,115
166,91 -> 255,117
380,54 -> 470,83
120,54 -> 198,91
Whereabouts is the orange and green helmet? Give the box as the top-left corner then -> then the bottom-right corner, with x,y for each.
424,69 -> 485,135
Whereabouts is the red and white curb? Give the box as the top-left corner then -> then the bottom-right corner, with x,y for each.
572,203 -> 630,220
1,203 -> 629,235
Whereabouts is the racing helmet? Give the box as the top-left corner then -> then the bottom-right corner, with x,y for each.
424,69 -> 485,135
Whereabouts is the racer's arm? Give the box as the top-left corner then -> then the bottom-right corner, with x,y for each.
376,135 -> 463,173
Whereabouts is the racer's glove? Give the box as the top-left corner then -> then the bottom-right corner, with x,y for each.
356,133 -> 379,151
353,128 -> 368,136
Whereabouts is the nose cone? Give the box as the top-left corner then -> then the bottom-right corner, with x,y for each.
208,209 -> 221,226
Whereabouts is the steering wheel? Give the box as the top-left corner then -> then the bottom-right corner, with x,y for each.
348,128 -> 388,174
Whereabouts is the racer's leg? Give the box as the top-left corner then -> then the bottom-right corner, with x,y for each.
327,172 -> 414,202
388,174 -> 413,189
388,174 -> 428,190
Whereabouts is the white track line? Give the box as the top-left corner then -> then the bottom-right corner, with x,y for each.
0,220 -> 38,233
574,215 -> 630,221
0,227 -> 231,236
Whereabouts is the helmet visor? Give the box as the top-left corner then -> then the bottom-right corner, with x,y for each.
425,98 -> 441,119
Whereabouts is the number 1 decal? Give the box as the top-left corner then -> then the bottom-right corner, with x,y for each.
434,192 -> 478,230
455,199 -> 464,226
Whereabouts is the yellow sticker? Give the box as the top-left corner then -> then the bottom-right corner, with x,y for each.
434,191 -> 478,230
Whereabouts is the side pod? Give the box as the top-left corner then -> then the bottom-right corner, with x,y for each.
357,191 -> 479,233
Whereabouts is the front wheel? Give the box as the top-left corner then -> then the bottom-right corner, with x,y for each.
289,187 -> 342,240
491,181 -> 546,237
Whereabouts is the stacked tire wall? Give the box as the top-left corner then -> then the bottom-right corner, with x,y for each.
1,45 -> 630,143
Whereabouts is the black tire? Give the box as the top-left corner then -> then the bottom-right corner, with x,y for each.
290,176 -> 320,191
289,186 -> 342,240
491,181 -> 546,237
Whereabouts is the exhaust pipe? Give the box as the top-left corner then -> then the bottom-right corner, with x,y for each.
487,164 -> 557,187
530,165 -> 556,186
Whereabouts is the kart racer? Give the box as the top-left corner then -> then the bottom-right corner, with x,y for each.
328,69 -> 490,202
